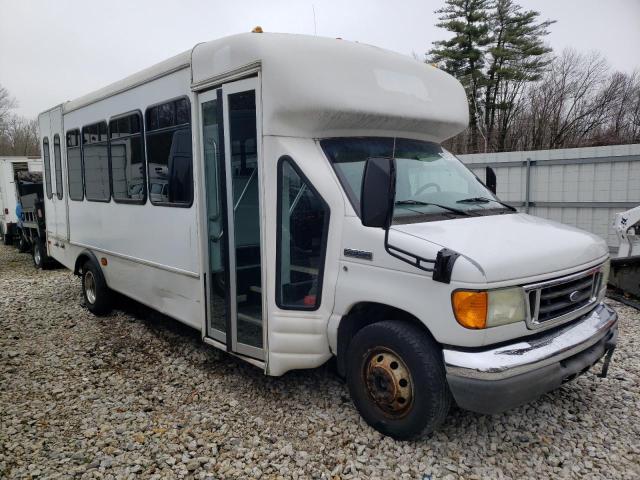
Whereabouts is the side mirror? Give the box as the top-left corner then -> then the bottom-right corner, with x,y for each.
485,166 -> 497,194
360,157 -> 396,229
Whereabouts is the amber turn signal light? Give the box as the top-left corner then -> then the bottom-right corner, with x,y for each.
452,291 -> 487,329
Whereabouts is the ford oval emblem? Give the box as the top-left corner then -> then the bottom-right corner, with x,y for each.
569,290 -> 581,302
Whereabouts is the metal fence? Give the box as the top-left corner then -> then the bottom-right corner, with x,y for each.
459,144 -> 640,251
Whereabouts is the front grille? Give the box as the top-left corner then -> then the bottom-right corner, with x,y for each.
525,267 -> 602,329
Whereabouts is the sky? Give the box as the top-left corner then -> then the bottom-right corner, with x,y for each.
1,0 -> 639,119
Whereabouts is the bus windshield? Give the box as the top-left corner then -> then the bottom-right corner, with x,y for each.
321,137 -> 512,223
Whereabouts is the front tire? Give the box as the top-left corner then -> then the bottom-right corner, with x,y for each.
346,321 -> 451,440
82,260 -> 112,316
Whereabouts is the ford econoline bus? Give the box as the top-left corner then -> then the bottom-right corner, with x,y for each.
38,32 -> 617,440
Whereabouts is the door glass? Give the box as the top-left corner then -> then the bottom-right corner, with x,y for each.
229,90 -> 262,349
278,159 -> 329,309
202,98 -> 227,336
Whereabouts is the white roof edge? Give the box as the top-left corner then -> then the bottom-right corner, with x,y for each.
0,156 -> 41,161
60,50 -> 192,115
459,144 -> 640,163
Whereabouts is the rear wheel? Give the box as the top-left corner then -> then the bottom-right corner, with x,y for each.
82,260 -> 112,315
32,240 -> 46,269
16,232 -> 29,253
346,320 -> 451,440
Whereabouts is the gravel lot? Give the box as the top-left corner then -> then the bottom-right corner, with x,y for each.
1,244 -> 639,479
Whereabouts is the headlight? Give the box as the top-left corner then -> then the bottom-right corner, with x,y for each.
452,287 -> 526,329
598,259 -> 610,300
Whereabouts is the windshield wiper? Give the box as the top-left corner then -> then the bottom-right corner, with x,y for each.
456,196 -> 517,212
395,199 -> 473,217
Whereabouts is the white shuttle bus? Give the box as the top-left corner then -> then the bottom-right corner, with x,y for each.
38,32 -> 618,439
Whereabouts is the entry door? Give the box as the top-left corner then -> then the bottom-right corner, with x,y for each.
49,107 -> 69,240
200,77 -> 265,360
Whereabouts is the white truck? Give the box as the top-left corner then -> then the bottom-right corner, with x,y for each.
38,32 -> 617,440
0,156 -> 42,245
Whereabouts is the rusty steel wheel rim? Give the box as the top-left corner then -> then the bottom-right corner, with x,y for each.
363,347 -> 413,418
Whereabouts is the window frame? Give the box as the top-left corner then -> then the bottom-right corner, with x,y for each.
144,95 -> 193,208
53,134 -> 64,200
275,155 -> 331,311
65,129 -> 84,201
42,137 -> 52,199
108,109 -> 147,205
81,120 -> 112,203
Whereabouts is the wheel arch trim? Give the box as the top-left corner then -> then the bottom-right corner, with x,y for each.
334,301 -> 438,377
74,250 -> 108,288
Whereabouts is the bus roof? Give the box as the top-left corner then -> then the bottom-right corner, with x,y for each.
60,33 -> 468,142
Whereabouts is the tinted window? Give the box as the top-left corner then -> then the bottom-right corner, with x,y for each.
145,98 -> 192,206
82,121 -> 110,201
43,137 -> 52,199
277,158 -> 330,310
53,135 -> 63,200
109,112 -> 146,202
66,130 -> 83,200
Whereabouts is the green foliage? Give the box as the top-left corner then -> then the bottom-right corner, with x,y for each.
427,0 -> 555,152
428,0 -> 491,90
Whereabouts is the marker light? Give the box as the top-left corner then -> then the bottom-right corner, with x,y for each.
452,291 -> 487,329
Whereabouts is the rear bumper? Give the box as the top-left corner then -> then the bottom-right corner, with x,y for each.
444,303 -> 618,414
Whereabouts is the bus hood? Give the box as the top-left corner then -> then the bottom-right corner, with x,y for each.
392,213 -> 609,283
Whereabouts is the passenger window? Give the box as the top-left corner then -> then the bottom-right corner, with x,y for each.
109,112 -> 146,203
145,98 -> 193,206
53,134 -> 63,200
66,130 -> 83,200
82,121 -> 111,202
277,157 -> 330,310
43,137 -> 52,199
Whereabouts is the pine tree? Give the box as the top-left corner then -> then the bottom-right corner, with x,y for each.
427,0 -> 491,152
484,0 -> 555,150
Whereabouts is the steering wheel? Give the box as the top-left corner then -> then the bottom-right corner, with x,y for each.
414,183 -> 441,196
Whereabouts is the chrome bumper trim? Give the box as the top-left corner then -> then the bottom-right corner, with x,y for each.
444,303 -> 618,380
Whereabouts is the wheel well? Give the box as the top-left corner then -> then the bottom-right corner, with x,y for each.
335,302 -> 435,377
73,251 -> 97,276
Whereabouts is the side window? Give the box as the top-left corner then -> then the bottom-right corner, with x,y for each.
276,157 -> 330,310
66,130 -> 83,200
109,112 -> 146,203
43,137 -> 52,199
82,121 -> 110,202
53,134 -> 63,200
145,98 -> 193,206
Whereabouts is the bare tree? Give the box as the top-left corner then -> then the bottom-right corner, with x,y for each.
446,49 -> 640,153
0,84 -> 40,156
0,84 -> 18,127
0,116 -> 40,156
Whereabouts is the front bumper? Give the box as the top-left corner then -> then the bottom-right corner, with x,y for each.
444,303 -> 618,414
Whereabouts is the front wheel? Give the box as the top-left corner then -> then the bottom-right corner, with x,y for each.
346,321 -> 451,440
82,260 -> 112,316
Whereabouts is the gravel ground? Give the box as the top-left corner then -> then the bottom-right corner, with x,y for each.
1,244 -> 639,480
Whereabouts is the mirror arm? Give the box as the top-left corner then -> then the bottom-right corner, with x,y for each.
383,228 -> 460,284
